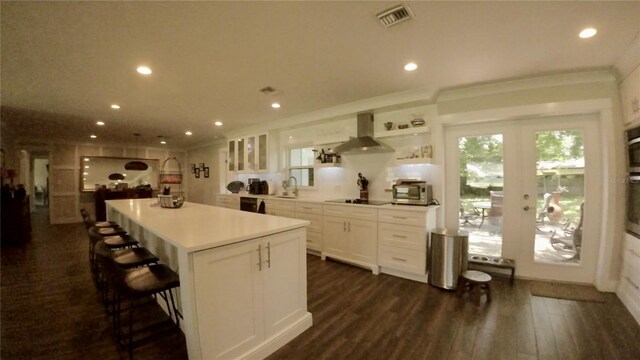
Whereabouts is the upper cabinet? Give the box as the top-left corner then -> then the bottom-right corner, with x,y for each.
228,132 -> 278,173
620,64 -> 640,125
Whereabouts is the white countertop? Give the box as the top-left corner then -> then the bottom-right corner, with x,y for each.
106,198 -> 310,253
218,193 -> 438,213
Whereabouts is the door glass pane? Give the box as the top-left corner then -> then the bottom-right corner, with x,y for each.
237,139 -> 244,171
247,136 -> 255,171
459,135 -> 504,257
258,134 -> 267,170
534,130 -> 584,264
228,141 -> 235,171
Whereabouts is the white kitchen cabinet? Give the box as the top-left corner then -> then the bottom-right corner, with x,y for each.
228,132 -> 278,173
295,202 -> 323,253
377,207 -> 437,283
617,232 -> 640,325
264,199 -> 295,218
216,194 -> 239,210
620,64 -> 640,125
193,228 -> 308,360
322,204 -> 378,274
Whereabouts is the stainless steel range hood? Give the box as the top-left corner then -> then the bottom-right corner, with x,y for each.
332,113 -> 393,155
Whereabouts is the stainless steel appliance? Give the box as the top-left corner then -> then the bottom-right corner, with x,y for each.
627,126 -> 640,238
627,174 -> 640,237
429,228 -> 469,290
240,197 -> 257,212
628,126 -> 640,172
392,180 -> 433,205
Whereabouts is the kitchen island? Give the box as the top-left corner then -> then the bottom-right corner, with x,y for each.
106,198 -> 312,360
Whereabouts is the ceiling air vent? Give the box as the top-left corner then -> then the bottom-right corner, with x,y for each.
376,4 -> 414,28
259,86 -> 277,94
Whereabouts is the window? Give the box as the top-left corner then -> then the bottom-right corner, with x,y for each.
289,147 -> 315,187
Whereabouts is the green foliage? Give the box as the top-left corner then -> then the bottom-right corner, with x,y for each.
535,130 -> 583,161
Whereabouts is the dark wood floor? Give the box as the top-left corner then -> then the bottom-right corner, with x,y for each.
3,210 -> 639,359
1,209 -> 187,359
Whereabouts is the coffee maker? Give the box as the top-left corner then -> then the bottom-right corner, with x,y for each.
247,178 -> 262,194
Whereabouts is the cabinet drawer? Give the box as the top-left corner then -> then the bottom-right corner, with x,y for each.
266,209 -> 295,218
295,212 -> 322,233
264,199 -> 295,212
378,209 -> 426,227
378,223 -> 426,251
323,204 -> 377,221
378,245 -> 426,275
295,202 -> 323,215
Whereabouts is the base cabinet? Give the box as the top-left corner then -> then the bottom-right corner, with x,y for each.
193,228 -> 309,359
322,214 -> 378,274
216,195 -> 240,210
294,202 -> 323,253
377,208 -> 436,283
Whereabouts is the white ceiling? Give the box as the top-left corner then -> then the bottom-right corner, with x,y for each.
2,1 -> 639,149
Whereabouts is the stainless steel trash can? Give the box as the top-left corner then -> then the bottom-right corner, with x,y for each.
429,228 -> 469,289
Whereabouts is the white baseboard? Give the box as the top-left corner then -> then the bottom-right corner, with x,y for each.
380,267 -> 428,283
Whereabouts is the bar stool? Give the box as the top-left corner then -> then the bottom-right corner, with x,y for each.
93,240 -> 160,310
457,270 -> 492,305
88,231 -> 139,284
81,208 -> 119,230
110,264 -> 181,358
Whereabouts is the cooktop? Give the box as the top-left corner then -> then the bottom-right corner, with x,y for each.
325,199 -> 391,206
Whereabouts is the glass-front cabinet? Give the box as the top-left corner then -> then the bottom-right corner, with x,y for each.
228,133 -> 272,173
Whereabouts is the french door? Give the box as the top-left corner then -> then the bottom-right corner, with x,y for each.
445,114 -> 602,283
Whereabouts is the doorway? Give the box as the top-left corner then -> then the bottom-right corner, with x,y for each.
445,114 -> 602,283
31,156 -> 49,209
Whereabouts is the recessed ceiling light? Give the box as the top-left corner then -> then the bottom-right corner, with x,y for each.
404,62 -> 418,71
84,165 -> 89,169
579,28 -> 597,39
96,121 -> 105,126
90,134 -> 97,139
271,103 -> 281,109
83,178 -> 87,181
84,158 -> 90,162
136,66 -> 152,75
214,121 -> 223,126
111,104 -> 120,110
83,172 -> 88,176
185,131 -> 193,136
160,140 -> 167,145
123,174 -> 127,177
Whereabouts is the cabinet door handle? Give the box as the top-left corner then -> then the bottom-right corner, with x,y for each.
344,222 -> 347,232
391,257 -> 407,262
302,207 -> 312,210
257,244 -> 262,271
267,242 -> 271,268
348,222 -> 351,232
626,276 -> 640,290
392,216 -> 408,219
392,234 -> 407,239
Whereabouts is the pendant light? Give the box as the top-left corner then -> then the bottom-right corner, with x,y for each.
124,133 -> 149,171
108,173 -> 126,181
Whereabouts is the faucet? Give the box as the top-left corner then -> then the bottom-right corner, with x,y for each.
288,176 -> 298,197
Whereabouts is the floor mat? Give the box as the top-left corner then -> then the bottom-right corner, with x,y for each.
529,281 -> 606,303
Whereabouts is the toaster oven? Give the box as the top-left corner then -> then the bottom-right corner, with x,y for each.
392,182 -> 433,205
